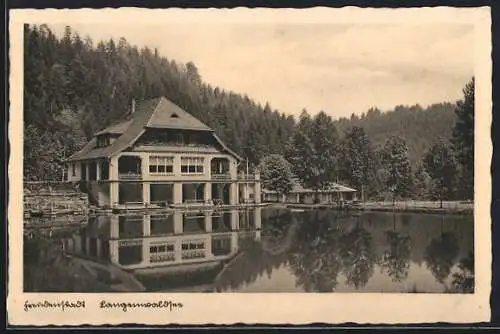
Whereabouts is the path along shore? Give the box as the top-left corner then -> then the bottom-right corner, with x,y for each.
277,200 -> 474,216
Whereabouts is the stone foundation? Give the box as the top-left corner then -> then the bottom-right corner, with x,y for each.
24,182 -> 89,217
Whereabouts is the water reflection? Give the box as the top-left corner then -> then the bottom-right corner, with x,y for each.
61,209 -> 262,292
25,209 -> 474,293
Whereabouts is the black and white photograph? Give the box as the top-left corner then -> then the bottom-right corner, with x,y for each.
8,6 -> 492,325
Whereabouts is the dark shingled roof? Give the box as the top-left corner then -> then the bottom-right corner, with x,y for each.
67,97 -> 242,161
146,98 -> 212,131
96,119 -> 134,135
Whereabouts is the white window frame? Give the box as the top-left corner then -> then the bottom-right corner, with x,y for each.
149,156 -> 174,175
180,156 -> 204,174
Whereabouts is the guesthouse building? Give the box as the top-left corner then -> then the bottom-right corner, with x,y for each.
66,97 -> 261,209
262,179 -> 357,204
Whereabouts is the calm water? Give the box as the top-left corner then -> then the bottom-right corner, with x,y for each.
24,208 -> 474,293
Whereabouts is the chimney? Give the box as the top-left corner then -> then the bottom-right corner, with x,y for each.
131,99 -> 136,114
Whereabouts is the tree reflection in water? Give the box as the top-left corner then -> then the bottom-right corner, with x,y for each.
424,232 -> 459,284
339,224 -> 376,289
261,210 -> 295,252
379,231 -> 412,282
449,251 -> 474,293
287,212 -> 343,292
213,239 -> 285,292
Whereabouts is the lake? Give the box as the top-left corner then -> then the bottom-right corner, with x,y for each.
24,208 -> 474,293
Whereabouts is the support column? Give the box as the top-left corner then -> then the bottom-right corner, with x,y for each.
109,157 -> 119,207
254,208 -> 262,230
296,193 -> 300,203
255,230 -> 261,241
143,182 -> 150,205
173,212 -> 183,234
143,215 -> 151,237
230,183 -> 238,205
173,183 -> 183,204
229,159 -> 237,179
254,183 -> 261,204
204,183 -> 212,204
231,210 -> 239,231
109,183 -> 119,207
231,232 -> 239,253
243,183 -> 249,203
254,172 -> 261,204
204,211 -> 212,232
96,239 -> 102,259
96,161 -> 101,181
205,236 -> 213,258
142,240 -> 150,266
109,240 -> 119,264
110,215 -> 119,239
174,238 -> 182,262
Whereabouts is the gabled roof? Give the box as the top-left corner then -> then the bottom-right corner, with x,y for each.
67,97 -> 242,161
146,98 -> 212,131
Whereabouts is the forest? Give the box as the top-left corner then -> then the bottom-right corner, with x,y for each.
23,24 -> 474,201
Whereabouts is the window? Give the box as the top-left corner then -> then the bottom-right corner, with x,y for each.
175,133 -> 183,145
149,156 -> 174,174
149,243 -> 175,263
150,244 -> 174,253
181,240 -> 206,260
71,163 -> 76,176
97,135 -> 110,148
181,157 -> 204,174
81,163 -> 87,181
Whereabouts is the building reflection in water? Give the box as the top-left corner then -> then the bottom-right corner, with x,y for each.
64,208 -> 262,291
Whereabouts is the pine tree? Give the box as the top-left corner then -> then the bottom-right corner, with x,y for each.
452,78 -> 474,200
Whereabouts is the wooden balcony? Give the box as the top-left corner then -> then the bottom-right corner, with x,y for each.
211,173 -> 231,181
237,174 -> 256,181
118,173 -> 142,180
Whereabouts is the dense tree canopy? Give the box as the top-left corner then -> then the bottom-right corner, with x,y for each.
259,154 -> 294,199
23,24 -> 295,180
452,78 -> 475,200
423,138 -> 459,205
338,126 -> 377,199
380,136 -> 413,201
23,24 -> 472,201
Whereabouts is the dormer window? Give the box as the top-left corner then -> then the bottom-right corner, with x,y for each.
171,113 -> 179,118
97,135 -> 111,148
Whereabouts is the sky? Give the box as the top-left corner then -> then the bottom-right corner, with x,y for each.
50,22 -> 474,118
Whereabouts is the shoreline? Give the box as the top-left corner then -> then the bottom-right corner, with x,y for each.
271,201 -> 474,216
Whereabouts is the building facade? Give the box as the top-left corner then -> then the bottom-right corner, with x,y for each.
66,97 -> 261,209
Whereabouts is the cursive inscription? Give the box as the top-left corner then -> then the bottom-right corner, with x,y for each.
24,300 -> 86,312
99,300 -> 183,312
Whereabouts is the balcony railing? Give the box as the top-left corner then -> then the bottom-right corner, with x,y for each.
118,173 -> 142,180
238,174 -> 257,181
211,173 -> 231,180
